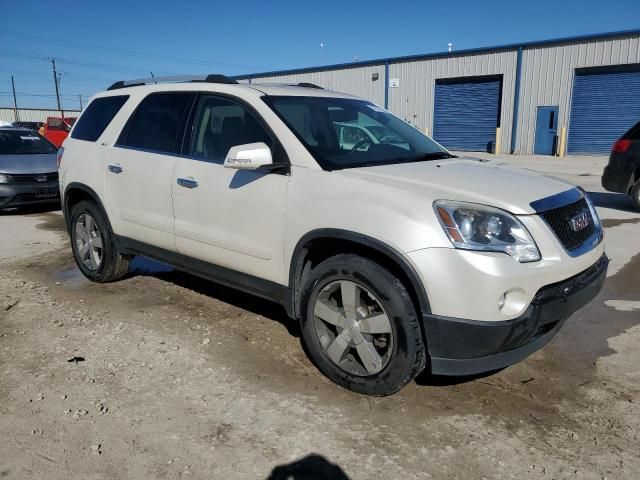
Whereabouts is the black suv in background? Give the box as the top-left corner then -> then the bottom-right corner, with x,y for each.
602,121 -> 640,210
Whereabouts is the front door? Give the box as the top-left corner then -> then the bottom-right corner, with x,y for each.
171,94 -> 289,284
104,92 -> 194,252
534,106 -> 559,155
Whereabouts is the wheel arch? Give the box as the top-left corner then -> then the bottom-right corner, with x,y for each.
63,183 -> 112,233
289,229 -> 431,322
631,166 -> 640,192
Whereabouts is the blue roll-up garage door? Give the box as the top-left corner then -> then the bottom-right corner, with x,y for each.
433,77 -> 502,151
568,67 -> 640,154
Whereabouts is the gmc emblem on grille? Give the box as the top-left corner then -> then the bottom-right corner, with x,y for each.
569,210 -> 591,232
35,175 -> 48,182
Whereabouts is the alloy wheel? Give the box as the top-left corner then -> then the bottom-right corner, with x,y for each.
74,213 -> 103,271
312,280 -> 393,376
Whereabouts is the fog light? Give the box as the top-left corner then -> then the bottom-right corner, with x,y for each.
498,289 -> 528,316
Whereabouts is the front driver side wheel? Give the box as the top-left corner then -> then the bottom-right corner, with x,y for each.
300,254 -> 426,396
70,200 -> 130,283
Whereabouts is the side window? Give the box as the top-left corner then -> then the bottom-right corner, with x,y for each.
272,102 -> 319,146
121,92 -> 192,154
190,95 -> 274,163
71,95 -> 129,142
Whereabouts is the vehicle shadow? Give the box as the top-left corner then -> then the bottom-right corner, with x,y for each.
266,454 -> 350,480
414,368 -> 504,386
586,191 -> 637,213
129,256 -> 300,338
0,203 -> 61,216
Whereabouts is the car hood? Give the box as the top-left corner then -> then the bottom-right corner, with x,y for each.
337,156 -> 577,215
0,153 -> 58,174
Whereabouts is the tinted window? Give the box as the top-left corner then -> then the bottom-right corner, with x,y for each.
190,95 -> 273,163
0,130 -> 57,155
71,95 -> 129,142
122,93 -> 193,154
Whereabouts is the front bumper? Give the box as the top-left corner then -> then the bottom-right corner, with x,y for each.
424,254 -> 608,376
0,181 -> 60,208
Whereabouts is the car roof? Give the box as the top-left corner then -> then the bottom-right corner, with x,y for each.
93,81 -> 361,101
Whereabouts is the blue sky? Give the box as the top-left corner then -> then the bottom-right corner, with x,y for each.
1,0 -> 639,109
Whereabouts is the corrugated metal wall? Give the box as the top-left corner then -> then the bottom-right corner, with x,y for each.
388,50 -> 518,154
516,36 -> 640,153
247,64 -> 387,107
0,108 -> 82,124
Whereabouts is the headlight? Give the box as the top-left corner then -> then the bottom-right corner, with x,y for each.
0,174 -> 8,184
434,200 -> 541,263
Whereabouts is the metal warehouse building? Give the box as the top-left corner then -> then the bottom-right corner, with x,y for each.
236,30 -> 640,156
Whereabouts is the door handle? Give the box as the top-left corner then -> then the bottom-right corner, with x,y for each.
108,164 -> 123,174
177,177 -> 199,189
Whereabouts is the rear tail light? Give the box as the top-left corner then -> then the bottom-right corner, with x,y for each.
612,139 -> 631,153
56,147 -> 64,168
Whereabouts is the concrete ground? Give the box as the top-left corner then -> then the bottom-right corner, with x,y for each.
1,154 -> 639,479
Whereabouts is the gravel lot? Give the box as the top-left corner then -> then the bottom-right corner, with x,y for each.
1,154 -> 639,479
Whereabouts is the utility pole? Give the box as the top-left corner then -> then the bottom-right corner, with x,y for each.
11,75 -> 19,122
51,58 -> 64,117
79,94 -> 83,110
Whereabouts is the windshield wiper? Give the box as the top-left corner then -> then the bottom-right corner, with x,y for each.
337,152 -> 456,169
412,152 -> 455,161
392,152 -> 456,164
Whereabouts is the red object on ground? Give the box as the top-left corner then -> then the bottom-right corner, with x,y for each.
43,116 -> 77,147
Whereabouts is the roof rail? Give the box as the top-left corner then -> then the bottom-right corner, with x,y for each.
107,74 -> 238,91
296,82 -> 323,89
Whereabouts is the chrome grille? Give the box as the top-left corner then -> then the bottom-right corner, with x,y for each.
8,172 -> 58,183
540,198 -> 595,252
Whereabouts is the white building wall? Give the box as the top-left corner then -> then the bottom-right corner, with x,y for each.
388,50 -> 518,154
517,35 -> 640,153
247,64 -> 387,107
0,108 -> 82,124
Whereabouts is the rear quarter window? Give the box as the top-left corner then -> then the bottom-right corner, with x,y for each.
118,92 -> 193,154
71,95 -> 129,142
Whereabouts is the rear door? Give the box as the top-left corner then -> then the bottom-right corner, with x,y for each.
104,92 -> 194,252
171,93 -> 289,283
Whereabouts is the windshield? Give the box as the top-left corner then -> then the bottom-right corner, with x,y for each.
0,130 -> 57,155
263,96 -> 451,170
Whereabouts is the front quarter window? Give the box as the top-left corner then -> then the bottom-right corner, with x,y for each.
264,96 -> 450,170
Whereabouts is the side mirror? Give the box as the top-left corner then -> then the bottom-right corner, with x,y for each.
224,142 -> 273,170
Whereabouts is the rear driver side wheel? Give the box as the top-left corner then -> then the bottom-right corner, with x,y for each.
300,254 -> 426,396
70,200 -> 130,282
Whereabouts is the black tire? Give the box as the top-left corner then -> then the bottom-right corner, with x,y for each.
300,254 -> 426,396
69,200 -> 129,282
631,179 -> 640,212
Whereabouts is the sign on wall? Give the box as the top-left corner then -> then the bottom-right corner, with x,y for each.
389,78 -> 400,88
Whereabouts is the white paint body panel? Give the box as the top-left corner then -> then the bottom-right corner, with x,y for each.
60,82 -> 605,324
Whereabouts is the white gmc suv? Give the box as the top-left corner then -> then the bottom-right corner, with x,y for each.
58,75 -> 607,396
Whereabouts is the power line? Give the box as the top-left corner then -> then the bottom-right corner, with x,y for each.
0,91 -> 84,99
0,30 -> 273,70
0,49 -> 178,76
